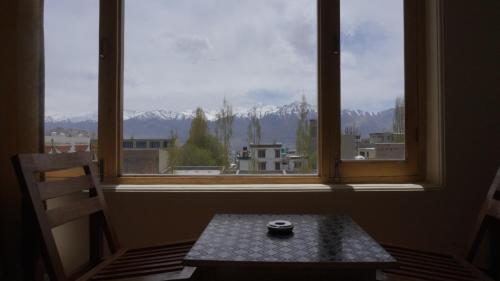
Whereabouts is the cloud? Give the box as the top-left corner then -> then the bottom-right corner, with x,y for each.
171,35 -> 214,63
45,0 -> 404,116
246,89 -> 290,104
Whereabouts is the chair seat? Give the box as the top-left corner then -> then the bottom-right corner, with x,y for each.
381,244 -> 492,281
89,241 -> 196,281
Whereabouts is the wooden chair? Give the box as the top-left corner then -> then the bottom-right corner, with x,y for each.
12,151 -> 197,281
381,167 -> 500,281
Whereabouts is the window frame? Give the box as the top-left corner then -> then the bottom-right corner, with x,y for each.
97,0 -> 425,185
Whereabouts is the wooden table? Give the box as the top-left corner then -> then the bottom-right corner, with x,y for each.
184,214 -> 397,281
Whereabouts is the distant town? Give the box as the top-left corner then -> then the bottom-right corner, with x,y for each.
45,98 -> 405,175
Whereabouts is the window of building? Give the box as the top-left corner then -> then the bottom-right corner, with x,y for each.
259,162 -> 267,171
98,0 -> 424,184
275,149 -> 281,158
258,150 -> 266,159
150,141 -> 161,149
135,141 -> 147,149
275,162 -> 281,171
123,141 -> 133,149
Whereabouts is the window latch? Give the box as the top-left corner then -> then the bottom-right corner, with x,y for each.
333,159 -> 341,182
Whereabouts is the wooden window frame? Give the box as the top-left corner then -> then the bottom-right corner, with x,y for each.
98,0 -> 425,185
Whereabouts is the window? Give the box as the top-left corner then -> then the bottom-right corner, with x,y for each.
275,162 -> 281,171
123,141 -> 133,149
135,141 -> 147,149
44,1 -> 99,161
258,150 -> 266,159
275,149 -> 281,158
150,141 -> 161,149
259,162 -> 267,171
98,0 -> 423,184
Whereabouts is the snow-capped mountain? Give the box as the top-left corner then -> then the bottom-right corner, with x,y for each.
45,101 -> 396,149
46,102 -> 319,123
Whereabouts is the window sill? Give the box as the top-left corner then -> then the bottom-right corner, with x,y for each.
101,183 -> 442,193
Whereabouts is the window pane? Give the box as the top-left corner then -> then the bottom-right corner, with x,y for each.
44,1 -> 99,160
123,0 -> 318,175
340,0 -> 405,160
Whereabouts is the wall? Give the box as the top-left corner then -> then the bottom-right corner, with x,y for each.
0,0 -> 44,280
1,0 -> 499,279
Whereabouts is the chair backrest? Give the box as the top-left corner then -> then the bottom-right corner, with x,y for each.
466,167 -> 500,272
11,152 -> 120,281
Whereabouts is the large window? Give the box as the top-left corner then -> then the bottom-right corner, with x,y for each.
98,0 -> 423,184
122,0 -> 318,176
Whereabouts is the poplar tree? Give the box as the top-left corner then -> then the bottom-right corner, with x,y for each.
296,95 -> 312,172
247,107 -> 261,145
393,96 -> 405,140
215,98 -> 235,168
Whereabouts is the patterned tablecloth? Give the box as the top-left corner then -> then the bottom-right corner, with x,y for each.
184,214 -> 396,268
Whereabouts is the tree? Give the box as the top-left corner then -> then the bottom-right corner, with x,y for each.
179,107 -> 225,167
188,108 -> 209,146
167,130 -> 180,174
296,95 -> 312,172
247,107 -> 261,145
215,98 -> 235,168
393,96 -> 405,134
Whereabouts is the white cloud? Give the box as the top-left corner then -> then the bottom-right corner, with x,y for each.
44,0 -> 404,116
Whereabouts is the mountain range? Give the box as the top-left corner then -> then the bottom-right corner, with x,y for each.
45,102 -> 397,150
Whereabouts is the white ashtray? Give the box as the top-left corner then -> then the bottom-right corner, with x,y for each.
267,220 -> 294,234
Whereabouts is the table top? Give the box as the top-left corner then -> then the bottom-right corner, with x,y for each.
184,214 -> 397,269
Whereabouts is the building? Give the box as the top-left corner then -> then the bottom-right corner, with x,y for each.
45,132 -> 91,154
369,132 -> 404,144
238,143 -> 284,173
122,138 -> 170,174
174,166 -> 223,176
237,144 -> 310,174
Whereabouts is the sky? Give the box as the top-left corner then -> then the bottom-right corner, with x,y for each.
44,0 -> 404,117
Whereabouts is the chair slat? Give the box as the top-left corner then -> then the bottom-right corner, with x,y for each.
114,248 -> 191,262
391,253 -> 468,271
120,244 -> 192,258
38,175 -> 93,200
18,151 -> 91,172
91,265 -> 184,280
385,267 -> 477,281
109,253 -> 187,267
104,253 -> 186,268
98,260 -> 182,275
46,197 -> 102,227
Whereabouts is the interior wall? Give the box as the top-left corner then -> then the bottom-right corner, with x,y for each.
0,0 -> 44,280
1,0 -> 499,279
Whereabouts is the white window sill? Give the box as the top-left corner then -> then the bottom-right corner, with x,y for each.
102,183 -> 441,193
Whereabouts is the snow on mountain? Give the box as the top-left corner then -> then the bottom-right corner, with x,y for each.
45,102 -> 390,127
46,102 -> 320,122
45,112 -> 98,123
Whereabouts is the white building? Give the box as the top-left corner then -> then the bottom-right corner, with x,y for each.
237,144 -> 310,174
238,144 -> 283,173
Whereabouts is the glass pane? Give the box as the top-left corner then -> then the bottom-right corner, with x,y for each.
44,1 -> 99,159
340,0 -> 405,160
123,0 -> 318,175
